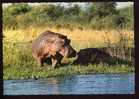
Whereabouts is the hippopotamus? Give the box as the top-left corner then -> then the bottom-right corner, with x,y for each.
73,48 -> 111,65
32,30 -> 77,68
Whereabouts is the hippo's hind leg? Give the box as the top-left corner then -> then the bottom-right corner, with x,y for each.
37,56 -> 44,67
32,53 -> 43,67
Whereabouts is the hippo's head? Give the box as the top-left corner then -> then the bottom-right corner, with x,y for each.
59,37 -> 77,58
59,45 -> 77,58
67,45 -> 77,58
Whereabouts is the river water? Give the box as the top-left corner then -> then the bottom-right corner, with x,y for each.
4,73 -> 134,95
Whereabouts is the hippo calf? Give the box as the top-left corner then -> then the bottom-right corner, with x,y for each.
32,30 -> 76,68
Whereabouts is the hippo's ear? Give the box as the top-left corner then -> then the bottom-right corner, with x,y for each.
59,35 -> 67,39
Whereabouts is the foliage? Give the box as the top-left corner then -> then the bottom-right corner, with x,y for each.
3,30 -> 134,80
3,3 -> 133,30
3,3 -> 134,80
87,2 -> 117,18
3,3 -> 31,15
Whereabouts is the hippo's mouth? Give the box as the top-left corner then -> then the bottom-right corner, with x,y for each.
68,51 -> 77,58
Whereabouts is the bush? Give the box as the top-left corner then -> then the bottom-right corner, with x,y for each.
4,3 -> 31,16
3,3 -> 133,30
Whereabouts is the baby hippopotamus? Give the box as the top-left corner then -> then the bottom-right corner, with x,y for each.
32,30 -> 77,68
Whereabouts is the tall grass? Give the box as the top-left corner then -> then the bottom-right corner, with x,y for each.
3,27 -> 134,49
3,27 -> 134,80
3,3 -> 134,80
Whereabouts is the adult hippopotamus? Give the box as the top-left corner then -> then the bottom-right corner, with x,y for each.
32,30 -> 77,68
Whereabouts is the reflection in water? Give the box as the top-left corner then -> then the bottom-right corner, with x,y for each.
4,73 -> 134,95
43,78 -> 60,94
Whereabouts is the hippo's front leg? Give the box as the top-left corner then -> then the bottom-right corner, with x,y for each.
51,56 -> 58,68
56,53 -> 63,65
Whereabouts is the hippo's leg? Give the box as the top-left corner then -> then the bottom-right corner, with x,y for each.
56,53 -> 63,65
37,56 -> 44,67
51,56 -> 58,68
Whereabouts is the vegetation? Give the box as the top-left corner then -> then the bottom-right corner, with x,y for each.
3,3 -> 133,30
3,3 -> 134,80
4,64 -> 134,80
3,29 -> 134,80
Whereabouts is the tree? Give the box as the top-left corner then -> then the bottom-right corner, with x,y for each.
64,4 -> 81,16
118,5 -> 134,29
87,2 -> 117,18
4,3 -> 31,16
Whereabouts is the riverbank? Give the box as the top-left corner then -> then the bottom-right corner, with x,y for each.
3,29 -> 134,80
3,41 -> 134,80
4,63 -> 134,80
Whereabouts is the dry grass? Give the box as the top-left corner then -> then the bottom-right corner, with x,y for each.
3,27 -> 134,80
3,27 -> 134,50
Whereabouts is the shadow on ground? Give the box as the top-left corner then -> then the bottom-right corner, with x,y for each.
43,57 -> 71,68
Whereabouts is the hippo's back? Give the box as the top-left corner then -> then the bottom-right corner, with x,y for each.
33,31 -> 67,44
32,30 -> 67,55
32,31 -> 56,51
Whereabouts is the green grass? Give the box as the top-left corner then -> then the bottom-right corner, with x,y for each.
4,63 -> 134,80
3,41 -> 134,80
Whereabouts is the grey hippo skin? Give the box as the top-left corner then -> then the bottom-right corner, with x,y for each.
32,30 -> 77,68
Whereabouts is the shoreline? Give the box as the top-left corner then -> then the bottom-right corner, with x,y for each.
4,64 -> 134,80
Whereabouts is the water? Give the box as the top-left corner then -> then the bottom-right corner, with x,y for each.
4,73 -> 134,95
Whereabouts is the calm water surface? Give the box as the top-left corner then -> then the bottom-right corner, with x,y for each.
4,73 -> 134,95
